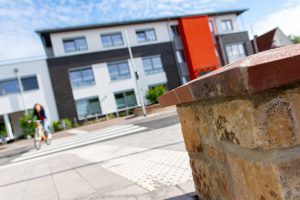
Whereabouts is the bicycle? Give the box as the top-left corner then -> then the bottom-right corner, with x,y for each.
31,120 -> 52,150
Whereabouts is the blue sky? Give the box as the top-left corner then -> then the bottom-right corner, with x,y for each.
1,0 -> 300,62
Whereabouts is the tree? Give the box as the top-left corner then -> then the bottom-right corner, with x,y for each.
289,35 -> 300,44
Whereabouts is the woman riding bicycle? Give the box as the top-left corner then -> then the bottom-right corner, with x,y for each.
30,103 -> 49,134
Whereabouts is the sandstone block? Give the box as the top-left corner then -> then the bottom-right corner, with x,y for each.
203,144 -> 225,163
177,106 -> 202,153
190,158 -> 233,200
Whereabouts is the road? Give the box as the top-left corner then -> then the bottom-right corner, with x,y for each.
0,111 -> 197,200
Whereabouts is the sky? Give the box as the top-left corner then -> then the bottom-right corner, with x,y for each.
1,0 -> 300,62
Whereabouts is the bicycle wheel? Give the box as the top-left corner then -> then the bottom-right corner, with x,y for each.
45,133 -> 51,145
34,132 -> 41,150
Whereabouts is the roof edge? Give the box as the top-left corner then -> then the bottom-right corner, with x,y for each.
36,8 -> 248,34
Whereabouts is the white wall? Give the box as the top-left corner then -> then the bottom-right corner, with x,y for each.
71,57 -> 167,117
50,21 -> 177,57
0,59 -> 59,122
273,29 -> 293,47
209,14 -> 240,35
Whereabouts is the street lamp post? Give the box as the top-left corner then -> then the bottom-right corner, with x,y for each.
14,68 -> 28,115
124,29 -> 147,117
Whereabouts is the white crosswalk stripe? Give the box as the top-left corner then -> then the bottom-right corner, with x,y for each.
12,124 -> 147,163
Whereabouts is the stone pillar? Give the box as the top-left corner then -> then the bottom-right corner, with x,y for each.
3,114 -> 14,140
159,44 -> 300,200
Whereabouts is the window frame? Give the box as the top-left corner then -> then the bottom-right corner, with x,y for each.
107,61 -> 131,81
69,67 -> 95,88
142,55 -> 164,75
221,19 -> 233,32
170,25 -> 180,37
0,78 -> 20,96
225,43 -> 246,63
114,89 -> 138,110
63,36 -> 88,53
136,28 -> 157,43
175,50 -> 186,64
100,32 -> 124,48
21,75 -> 39,91
75,96 -> 102,120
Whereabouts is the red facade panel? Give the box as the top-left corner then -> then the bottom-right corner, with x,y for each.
179,16 -> 219,80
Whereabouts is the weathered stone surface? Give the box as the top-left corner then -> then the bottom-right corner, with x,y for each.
285,87 -> 300,145
255,95 -> 297,149
190,158 -> 233,200
203,144 -> 225,163
276,158 -> 300,199
227,153 -> 284,200
177,106 -> 202,153
210,99 -> 258,148
193,105 -> 209,137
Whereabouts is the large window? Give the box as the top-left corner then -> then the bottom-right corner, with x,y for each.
136,29 -> 157,42
75,97 -> 102,119
114,90 -> 137,109
225,43 -> 246,63
63,37 -> 88,53
142,55 -> 164,75
221,19 -> 233,32
0,79 -> 19,95
101,32 -> 124,47
21,76 -> 39,91
69,68 -> 95,88
107,61 -> 131,81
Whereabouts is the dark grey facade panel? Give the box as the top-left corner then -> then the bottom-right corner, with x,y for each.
217,31 -> 254,65
47,42 -> 180,120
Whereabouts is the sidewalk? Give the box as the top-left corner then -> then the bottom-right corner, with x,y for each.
0,116 -> 196,200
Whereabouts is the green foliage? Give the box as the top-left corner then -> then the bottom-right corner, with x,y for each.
19,113 -> 36,137
107,113 -> 116,119
51,121 -> 60,132
289,35 -> 300,44
146,85 -> 166,104
62,118 -> 72,129
0,124 -> 6,137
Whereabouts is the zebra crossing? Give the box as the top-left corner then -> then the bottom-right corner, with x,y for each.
12,124 -> 148,163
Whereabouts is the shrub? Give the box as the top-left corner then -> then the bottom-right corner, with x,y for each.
145,85 -> 166,104
62,118 -> 72,129
51,121 -> 60,132
19,113 -> 36,137
0,124 -> 6,137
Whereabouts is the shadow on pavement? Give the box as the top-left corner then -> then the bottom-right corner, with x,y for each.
165,192 -> 200,200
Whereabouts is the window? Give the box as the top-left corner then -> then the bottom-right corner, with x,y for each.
170,25 -> 180,37
114,90 -> 137,109
175,50 -> 185,63
63,37 -> 88,52
21,76 -> 39,91
221,19 -> 233,32
101,32 -> 124,47
0,79 -> 19,95
69,68 -> 95,88
136,29 -> 156,42
107,61 -> 131,81
225,43 -> 246,63
142,55 -> 164,75
208,21 -> 214,33
75,97 -> 102,119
